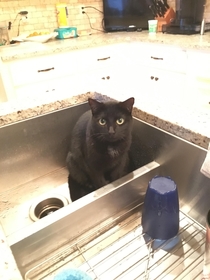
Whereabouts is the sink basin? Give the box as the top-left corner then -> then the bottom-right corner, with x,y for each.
0,101 -> 209,279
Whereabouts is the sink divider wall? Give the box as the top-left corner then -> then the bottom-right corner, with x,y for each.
9,162 -> 160,278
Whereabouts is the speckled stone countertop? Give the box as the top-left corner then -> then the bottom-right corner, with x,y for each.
1,31 -> 210,61
0,31 -> 210,280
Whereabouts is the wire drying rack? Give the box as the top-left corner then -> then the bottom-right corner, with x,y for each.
25,203 -> 206,280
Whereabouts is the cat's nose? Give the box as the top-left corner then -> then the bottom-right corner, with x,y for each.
108,126 -> 115,134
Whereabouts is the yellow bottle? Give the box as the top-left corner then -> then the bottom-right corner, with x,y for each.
56,3 -> 68,27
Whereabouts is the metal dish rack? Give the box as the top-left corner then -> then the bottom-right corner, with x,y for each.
25,203 -> 206,280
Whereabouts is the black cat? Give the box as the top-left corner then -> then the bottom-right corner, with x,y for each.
66,97 -> 135,201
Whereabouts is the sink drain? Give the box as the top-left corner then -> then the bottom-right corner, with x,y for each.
29,194 -> 69,221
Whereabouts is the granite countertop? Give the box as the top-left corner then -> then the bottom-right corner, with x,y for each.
0,31 -> 210,280
1,31 -> 210,61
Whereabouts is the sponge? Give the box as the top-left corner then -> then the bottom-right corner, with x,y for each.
53,268 -> 93,280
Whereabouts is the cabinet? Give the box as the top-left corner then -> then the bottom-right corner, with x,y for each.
117,42 -> 188,104
187,50 -> 210,90
1,40 -> 210,110
126,42 -> 187,73
0,42 -> 189,103
186,49 -> 210,107
80,44 -> 129,97
0,43 -> 129,101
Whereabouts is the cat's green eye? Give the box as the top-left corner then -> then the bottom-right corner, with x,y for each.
99,118 -> 106,126
116,118 -> 124,125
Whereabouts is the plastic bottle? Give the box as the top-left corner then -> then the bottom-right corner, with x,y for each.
56,3 -> 68,28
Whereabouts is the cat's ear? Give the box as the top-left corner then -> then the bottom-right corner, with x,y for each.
120,97 -> 135,113
88,98 -> 104,115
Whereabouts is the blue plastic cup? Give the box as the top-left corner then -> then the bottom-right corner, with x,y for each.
142,176 -> 179,240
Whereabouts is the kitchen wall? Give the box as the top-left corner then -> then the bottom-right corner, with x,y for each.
0,0 -> 103,38
0,0 -> 210,39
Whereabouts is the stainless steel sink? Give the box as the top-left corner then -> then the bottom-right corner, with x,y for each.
0,102 -> 209,279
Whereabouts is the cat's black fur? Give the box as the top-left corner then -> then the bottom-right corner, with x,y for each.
66,97 -> 135,201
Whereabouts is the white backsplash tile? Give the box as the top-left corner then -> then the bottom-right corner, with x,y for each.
0,0 -> 209,40
0,0 -> 103,38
